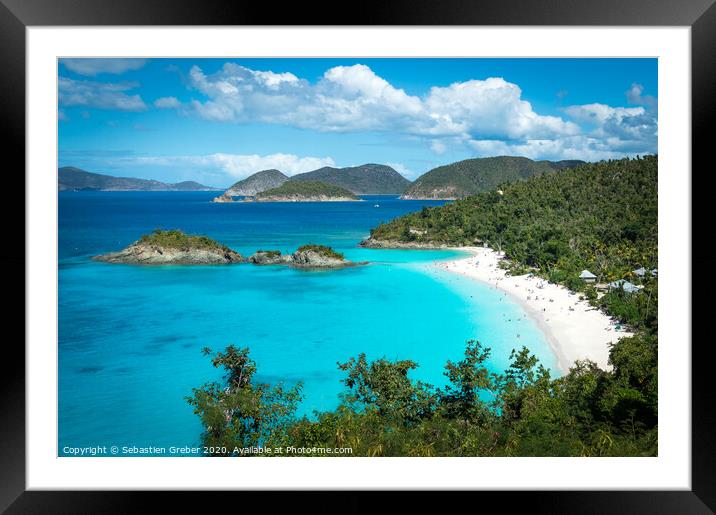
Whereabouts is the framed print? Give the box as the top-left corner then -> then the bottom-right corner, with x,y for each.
3,0 -> 714,511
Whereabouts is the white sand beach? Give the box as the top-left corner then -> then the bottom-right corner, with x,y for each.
436,247 -> 632,372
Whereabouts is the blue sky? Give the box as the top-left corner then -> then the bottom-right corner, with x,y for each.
58,58 -> 657,187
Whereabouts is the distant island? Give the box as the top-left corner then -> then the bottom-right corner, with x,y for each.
400,156 -> 584,200
94,230 -> 244,265
224,169 -> 289,196
211,163 -> 411,202
59,167 -> 220,192
290,164 -> 411,194
249,181 -> 360,202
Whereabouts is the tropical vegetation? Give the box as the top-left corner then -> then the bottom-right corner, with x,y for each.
138,229 -> 231,252
257,180 -> 359,199
290,164 -> 411,194
188,156 -> 658,457
296,244 -> 345,260
401,156 -> 584,199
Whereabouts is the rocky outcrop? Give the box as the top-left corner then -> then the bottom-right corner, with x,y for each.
211,193 -> 235,203
248,250 -> 294,265
290,246 -> 366,269
291,249 -> 346,268
94,243 -> 244,265
359,238 -> 453,249
247,246 -> 367,269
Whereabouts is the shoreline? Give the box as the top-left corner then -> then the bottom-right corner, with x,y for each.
431,247 -> 632,373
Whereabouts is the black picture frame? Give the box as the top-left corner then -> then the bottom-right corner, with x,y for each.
2,0 -> 712,511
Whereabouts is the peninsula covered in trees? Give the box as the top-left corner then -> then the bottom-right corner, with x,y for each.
368,156 -> 657,290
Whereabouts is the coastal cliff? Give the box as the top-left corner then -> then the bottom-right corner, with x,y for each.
94,230 -> 244,265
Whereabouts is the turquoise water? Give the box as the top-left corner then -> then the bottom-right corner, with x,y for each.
58,192 -> 556,455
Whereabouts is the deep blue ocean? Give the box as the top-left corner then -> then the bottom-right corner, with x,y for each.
58,192 -> 556,455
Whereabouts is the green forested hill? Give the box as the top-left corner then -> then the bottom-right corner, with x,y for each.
374,156 -> 657,289
225,169 -> 289,196
401,156 -> 584,199
290,164 -> 411,194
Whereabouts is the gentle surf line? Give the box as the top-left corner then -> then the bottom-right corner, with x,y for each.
431,247 -> 632,373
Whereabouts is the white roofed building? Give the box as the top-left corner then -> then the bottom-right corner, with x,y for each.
579,270 -> 597,283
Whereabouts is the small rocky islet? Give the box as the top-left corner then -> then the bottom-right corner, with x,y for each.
94,230 -> 364,269
93,229 -> 244,265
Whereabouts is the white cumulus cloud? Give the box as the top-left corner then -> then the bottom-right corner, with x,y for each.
184,63 -> 576,143
424,78 -> 580,139
563,103 -> 657,154
178,62 -> 657,161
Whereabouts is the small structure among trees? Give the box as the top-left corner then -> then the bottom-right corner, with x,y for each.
608,279 -> 644,294
579,269 -> 597,283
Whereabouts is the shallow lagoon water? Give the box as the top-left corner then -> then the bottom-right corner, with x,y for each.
58,192 -> 556,455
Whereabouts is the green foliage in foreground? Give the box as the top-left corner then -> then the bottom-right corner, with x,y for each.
296,244 -> 344,260
187,346 -> 302,454
257,180 -> 359,199
189,335 -> 657,457
138,229 -> 230,252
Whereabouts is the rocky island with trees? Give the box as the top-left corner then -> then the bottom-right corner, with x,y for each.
93,229 -> 246,265
95,230 -> 364,269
